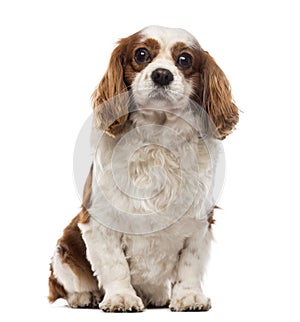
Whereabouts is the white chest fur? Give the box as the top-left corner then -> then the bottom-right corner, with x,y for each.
88,109 -> 219,235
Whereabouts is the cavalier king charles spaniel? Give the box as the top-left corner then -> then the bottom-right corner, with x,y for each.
48,25 -> 238,312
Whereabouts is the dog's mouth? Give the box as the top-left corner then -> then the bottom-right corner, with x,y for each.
148,87 -> 181,103
149,88 -> 170,100
132,86 -> 186,110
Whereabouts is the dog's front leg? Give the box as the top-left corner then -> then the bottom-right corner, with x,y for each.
170,226 -> 212,312
79,218 -> 144,312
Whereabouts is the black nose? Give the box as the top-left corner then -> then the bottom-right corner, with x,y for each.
151,68 -> 174,86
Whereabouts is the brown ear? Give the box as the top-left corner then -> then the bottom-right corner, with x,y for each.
199,51 -> 239,139
92,42 -> 129,137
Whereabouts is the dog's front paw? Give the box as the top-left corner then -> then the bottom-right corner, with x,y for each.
170,291 -> 211,312
99,293 -> 144,312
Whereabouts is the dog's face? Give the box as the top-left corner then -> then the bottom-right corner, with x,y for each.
92,26 -> 238,138
126,26 -> 197,109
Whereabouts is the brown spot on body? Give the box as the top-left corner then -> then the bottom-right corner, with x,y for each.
48,263 -> 67,302
79,163 -> 93,224
82,164 -> 93,209
56,215 -> 96,281
208,209 -> 215,228
49,161 -> 95,302
48,212 -> 99,303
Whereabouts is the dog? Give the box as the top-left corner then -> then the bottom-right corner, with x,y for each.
48,25 -> 238,312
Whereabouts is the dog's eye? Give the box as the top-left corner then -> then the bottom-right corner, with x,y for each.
134,48 -> 152,64
177,53 -> 193,69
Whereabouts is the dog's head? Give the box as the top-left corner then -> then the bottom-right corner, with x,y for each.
92,26 -> 239,139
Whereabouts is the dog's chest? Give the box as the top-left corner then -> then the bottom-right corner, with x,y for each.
91,117 -> 214,234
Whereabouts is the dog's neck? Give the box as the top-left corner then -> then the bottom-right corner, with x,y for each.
128,106 -> 199,142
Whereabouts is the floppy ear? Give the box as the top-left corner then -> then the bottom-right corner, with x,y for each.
92,42 -> 129,137
199,51 -> 239,139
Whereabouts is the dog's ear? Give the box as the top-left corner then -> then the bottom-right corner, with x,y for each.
199,51 -> 239,139
92,41 -> 129,137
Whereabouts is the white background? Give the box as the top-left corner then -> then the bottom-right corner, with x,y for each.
1,0 -> 300,321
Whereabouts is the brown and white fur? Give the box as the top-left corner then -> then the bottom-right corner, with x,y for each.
48,26 -> 238,312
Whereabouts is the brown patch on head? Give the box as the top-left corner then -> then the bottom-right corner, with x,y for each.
171,42 -> 201,78
124,38 -> 160,84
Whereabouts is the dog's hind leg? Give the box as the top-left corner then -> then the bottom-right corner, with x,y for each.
48,214 -> 103,308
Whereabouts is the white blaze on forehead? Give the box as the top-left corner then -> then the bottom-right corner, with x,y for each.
141,25 -> 198,49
